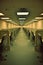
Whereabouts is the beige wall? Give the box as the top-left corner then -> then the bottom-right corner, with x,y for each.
36,20 -> 43,29
25,20 -> 43,33
0,21 -> 8,30
0,21 -> 15,30
27,20 -> 43,30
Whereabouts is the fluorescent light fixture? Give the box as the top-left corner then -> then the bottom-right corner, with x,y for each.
6,20 -> 12,22
19,18 -> 26,20
20,21 -> 24,22
0,12 -> 4,16
40,13 -> 43,15
1,17 -> 10,20
6,20 -> 16,24
35,17 -> 43,20
17,12 -> 29,15
27,19 -> 38,24
32,19 -> 38,22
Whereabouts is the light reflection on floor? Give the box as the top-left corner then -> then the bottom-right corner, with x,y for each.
0,28 -> 43,65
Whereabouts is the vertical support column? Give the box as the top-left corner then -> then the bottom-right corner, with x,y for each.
0,20 -> 1,30
11,30 -> 15,41
6,22 -> 10,50
6,31 -> 10,51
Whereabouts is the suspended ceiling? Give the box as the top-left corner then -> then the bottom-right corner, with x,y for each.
0,0 -> 43,25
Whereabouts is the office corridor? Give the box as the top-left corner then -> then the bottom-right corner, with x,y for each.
0,28 -> 43,65
0,0 -> 43,65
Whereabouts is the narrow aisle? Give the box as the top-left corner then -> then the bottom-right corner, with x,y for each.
0,28 -> 42,65
14,28 -> 30,47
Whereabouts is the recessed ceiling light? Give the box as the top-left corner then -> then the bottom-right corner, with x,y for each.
20,21 -> 24,22
6,20 -> 12,22
35,17 -> 43,20
40,13 -> 43,15
1,17 -> 10,20
17,12 -> 29,15
32,19 -> 38,22
0,12 -> 4,16
19,18 -> 26,20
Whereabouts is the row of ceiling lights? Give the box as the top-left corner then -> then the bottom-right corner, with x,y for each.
0,9 -> 29,25
17,11 -> 29,21
28,12 -> 43,24
0,10 -> 29,25
17,10 -> 43,25
17,8 -> 43,25
0,12 -> 15,24
17,8 -> 29,25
